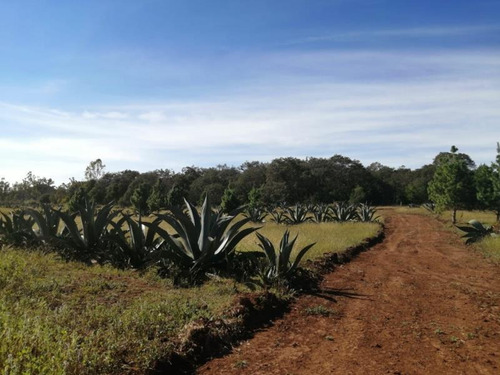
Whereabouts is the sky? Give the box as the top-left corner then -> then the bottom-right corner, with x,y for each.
0,0 -> 499,184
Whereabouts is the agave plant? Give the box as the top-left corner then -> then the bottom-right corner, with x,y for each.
243,206 -> 267,223
283,204 -> 312,225
267,208 -> 287,224
256,230 -> 315,283
21,204 -> 63,243
54,200 -> 118,263
146,196 -> 259,278
0,210 -> 38,246
109,214 -> 165,269
330,202 -> 358,222
357,203 -> 380,222
456,220 -> 497,244
312,203 -> 332,223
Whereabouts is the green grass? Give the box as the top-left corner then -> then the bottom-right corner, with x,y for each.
238,221 -> 381,262
0,248 -> 248,375
474,235 -> 500,264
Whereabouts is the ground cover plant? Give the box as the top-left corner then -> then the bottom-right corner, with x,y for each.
0,247 -> 250,375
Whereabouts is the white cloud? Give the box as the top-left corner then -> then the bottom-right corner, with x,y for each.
0,48 -> 499,184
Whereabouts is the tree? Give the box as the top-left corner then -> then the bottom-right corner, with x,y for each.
147,179 -> 168,212
85,159 -> 106,181
428,146 -> 475,223
130,183 -> 151,223
475,143 -> 500,222
220,187 -> 240,213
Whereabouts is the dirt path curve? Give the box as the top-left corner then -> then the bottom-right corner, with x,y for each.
198,210 -> 499,375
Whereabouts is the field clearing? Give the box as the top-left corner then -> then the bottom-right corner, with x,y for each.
237,221 -> 381,262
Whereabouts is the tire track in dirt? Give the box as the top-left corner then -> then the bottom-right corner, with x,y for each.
197,210 -> 499,375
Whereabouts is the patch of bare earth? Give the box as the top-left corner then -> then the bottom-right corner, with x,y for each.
197,210 -> 499,375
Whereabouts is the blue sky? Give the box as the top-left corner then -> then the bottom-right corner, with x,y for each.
1,0 -> 499,184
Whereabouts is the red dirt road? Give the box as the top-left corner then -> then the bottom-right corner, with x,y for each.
198,211 -> 500,375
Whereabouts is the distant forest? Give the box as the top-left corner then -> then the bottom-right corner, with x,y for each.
0,149 -> 484,209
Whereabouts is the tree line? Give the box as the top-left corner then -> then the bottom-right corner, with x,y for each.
0,146 -> 498,220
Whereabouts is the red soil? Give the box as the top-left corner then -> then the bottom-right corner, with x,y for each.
198,210 -> 500,375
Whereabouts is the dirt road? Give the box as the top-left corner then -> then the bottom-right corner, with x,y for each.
198,210 -> 499,375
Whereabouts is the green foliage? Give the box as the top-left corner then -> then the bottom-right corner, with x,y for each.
220,187 -> 241,213
349,185 -> 366,204
247,186 -> 263,209
256,230 -> 315,283
67,186 -> 88,213
456,220 -> 497,244
130,183 -> 151,218
109,214 -> 164,269
147,179 -> 168,212
145,196 -> 259,281
21,204 -> 63,243
166,183 -> 186,207
475,144 -> 500,221
0,211 -> 38,246
0,248 -> 245,375
55,201 -> 117,263
428,146 -> 475,223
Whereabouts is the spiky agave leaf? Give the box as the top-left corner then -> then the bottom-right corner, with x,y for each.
456,219 -> 494,244
109,214 -> 164,269
149,195 -> 259,278
256,229 -> 315,283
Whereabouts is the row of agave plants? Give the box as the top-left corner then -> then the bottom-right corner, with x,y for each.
0,197 -> 315,286
244,202 -> 380,224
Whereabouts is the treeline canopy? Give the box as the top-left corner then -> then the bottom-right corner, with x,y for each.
1,154 -> 439,208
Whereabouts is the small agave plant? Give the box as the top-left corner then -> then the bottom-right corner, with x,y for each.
267,208 -> 287,224
21,204 -> 63,243
284,204 -> 311,225
54,200 -> 118,263
312,203 -> 332,223
331,202 -> 358,222
243,206 -> 267,223
0,210 -> 37,246
109,214 -> 165,269
256,230 -> 315,284
147,196 -> 259,278
456,220 -> 497,244
357,203 -> 380,222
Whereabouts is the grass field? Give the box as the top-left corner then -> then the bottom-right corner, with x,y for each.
0,206 -> 382,374
238,221 -> 381,262
0,248 -> 249,375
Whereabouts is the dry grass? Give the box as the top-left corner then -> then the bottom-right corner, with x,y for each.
238,220 -> 381,262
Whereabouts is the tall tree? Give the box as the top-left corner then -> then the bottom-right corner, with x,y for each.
428,146 -> 475,223
130,183 -> 151,223
476,143 -> 500,221
85,159 -> 106,181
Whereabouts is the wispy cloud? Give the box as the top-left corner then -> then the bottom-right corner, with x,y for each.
290,24 -> 500,45
0,48 -> 499,184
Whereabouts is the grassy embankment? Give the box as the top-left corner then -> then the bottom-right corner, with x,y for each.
0,208 -> 381,375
